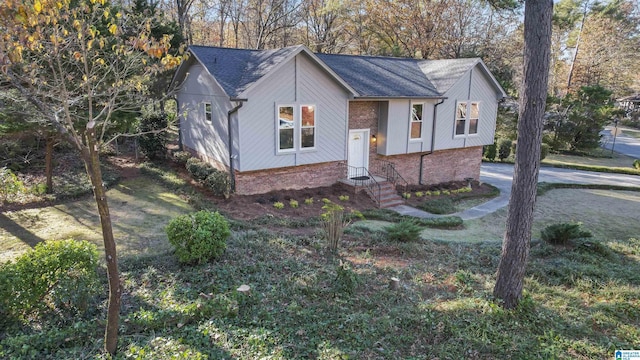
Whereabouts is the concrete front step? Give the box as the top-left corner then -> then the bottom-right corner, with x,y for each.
370,181 -> 404,208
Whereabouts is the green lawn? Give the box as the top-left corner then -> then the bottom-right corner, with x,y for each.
1,171 -> 639,359
542,150 -> 637,168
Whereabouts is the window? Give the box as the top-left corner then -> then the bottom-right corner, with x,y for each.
278,106 -> 294,151
410,103 -> 423,140
301,105 -> 315,148
204,103 -> 212,121
455,102 -> 480,136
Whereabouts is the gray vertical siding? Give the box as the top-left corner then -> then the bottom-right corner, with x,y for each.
433,64 -> 500,151
378,99 -> 437,155
178,64 -> 233,167
237,52 -> 350,172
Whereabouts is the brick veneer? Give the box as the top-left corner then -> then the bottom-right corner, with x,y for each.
383,146 -> 483,185
235,161 -> 345,195
349,101 -> 379,160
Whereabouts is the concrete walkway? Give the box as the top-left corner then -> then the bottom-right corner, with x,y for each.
391,162 -> 640,221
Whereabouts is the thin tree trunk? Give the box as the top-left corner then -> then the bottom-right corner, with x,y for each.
44,134 -> 54,194
566,1 -> 588,92
81,133 -> 120,355
493,0 -> 553,309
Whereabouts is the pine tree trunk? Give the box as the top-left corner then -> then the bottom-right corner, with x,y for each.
493,0 -> 553,309
44,134 -> 54,194
81,133 -> 120,355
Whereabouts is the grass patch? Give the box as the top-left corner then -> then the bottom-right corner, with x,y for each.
542,150 -> 640,175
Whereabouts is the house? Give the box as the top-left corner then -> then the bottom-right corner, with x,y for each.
172,45 -> 506,205
617,94 -> 640,116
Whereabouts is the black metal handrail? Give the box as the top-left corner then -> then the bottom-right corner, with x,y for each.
371,159 -> 409,194
341,163 -> 382,205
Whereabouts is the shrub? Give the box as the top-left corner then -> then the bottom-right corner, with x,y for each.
304,197 -> 314,205
385,220 -> 422,242
415,191 -> 424,197
186,157 -> 215,182
321,201 -> 350,252
172,151 -> 192,165
413,216 -> 463,229
0,167 -> 25,202
634,159 -> 640,170
432,190 -> 441,196
540,143 -> 550,161
540,222 -> 593,245
338,195 -> 349,201
402,192 -> 411,199
0,239 -> 100,323
166,211 -> 230,264
498,139 -> 512,161
333,260 -> 360,296
137,113 -> 169,160
289,199 -> 299,208
203,170 -> 230,197
273,201 -> 284,209
419,197 -> 456,214
484,142 -> 497,161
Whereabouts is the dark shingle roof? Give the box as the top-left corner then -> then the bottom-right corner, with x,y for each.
189,45 -> 301,98
188,45 -> 496,99
316,53 -> 441,98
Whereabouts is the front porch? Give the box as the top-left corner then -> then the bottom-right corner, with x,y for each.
338,160 -> 408,208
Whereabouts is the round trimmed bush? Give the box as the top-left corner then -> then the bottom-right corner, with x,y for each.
498,139 -> 512,161
203,170 -> 230,197
186,157 -> 215,182
166,210 -> 230,264
483,143 -> 497,161
172,151 -> 192,165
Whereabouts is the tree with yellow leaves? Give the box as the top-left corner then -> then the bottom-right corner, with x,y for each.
0,0 -> 182,354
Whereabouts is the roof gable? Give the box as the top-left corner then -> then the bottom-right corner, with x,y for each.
419,58 -> 507,98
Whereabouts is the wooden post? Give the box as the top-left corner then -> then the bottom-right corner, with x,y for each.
389,277 -> 400,290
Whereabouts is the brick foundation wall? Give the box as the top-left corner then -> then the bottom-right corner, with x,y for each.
349,101 -> 379,160
234,161 -> 345,195
381,146 -> 483,185
183,145 -> 228,172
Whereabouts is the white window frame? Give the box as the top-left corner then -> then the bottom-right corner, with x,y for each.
454,101 -> 480,137
410,102 -> 424,141
276,104 -> 296,153
204,102 -> 212,122
300,104 -> 317,150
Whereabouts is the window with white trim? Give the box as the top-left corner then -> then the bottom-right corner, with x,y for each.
455,101 -> 480,136
278,105 -> 294,151
410,103 -> 423,140
301,105 -> 316,149
204,102 -> 212,122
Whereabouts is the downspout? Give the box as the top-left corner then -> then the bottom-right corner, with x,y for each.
228,99 -> 247,193
419,98 -> 445,185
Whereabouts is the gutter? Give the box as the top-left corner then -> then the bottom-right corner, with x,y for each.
227,98 -> 247,193
419,98 -> 445,185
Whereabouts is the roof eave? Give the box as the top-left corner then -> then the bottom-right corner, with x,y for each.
185,47 -> 235,98
353,96 -> 447,100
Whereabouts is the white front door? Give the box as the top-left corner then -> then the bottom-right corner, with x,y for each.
348,129 -> 370,178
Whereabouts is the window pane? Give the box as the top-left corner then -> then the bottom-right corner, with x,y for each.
301,128 -> 314,148
457,103 -> 466,119
412,104 -> 423,122
411,122 -> 422,139
279,106 -> 294,129
205,103 -> 212,121
279,128 -> 294,150
302,105 -> 315,127
469,118 -> 478,134
470,102 -> 479,118
455,119 -> 466,135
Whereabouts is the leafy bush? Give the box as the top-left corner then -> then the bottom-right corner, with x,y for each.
338,195 -> 349,201
166,211 -> 230,264
203,170 -> 230,197
289,199 -> 299,208
0,239 -> 99,324
0,167 -> 25,202
304,197 -> 314,205
137,112 -> 169,160
385,220 -> 422,242
484,142 -> 497,161
498,139 -> 512,161
172,151 -> 192,165
402,192 -> 411,199
541,222 -> 593,245
273,201 -> 284,209
634,159 -> 640,170
415,191 -> 424,197
186,157 -> 215,182
540,143 -> 550,161
418,197 -> 456,214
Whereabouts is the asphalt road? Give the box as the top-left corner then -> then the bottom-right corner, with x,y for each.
601,127 -> 640,159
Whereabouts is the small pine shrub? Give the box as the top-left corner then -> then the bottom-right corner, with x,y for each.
540,143 -> 550,161
172,151 -> 192,165
386,220 -> 422,242
338,195 -> 350,201
166,211 -> 230,264
273,202 -> 285,209
0,239 -> 99,323
484,142 -> 498,161
415,191 -> 424,197
289,199 -> 299,208
186,157 -> 215,182
541,222 -> 593,245
204,170 -> 230,197
333,260 -> 360,296
137,112 -> 169,160
633,159 -> 640,170
498,139 -> 512,161
304,197 -> 314,205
